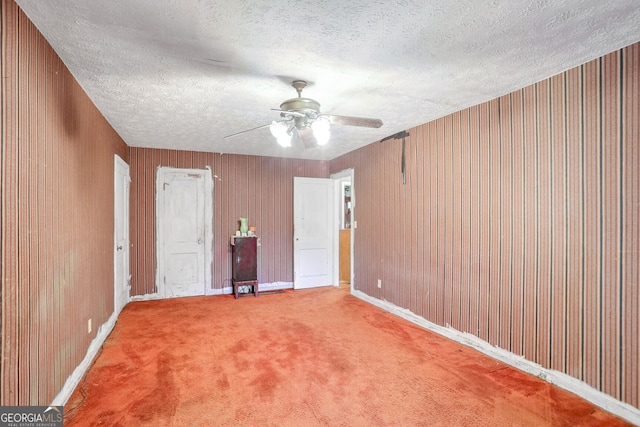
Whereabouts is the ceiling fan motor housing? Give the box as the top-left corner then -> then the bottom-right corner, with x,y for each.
279,98 -> 320,113
279,97 -> 321,128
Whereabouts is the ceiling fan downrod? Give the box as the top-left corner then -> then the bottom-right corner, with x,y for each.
291,80 -> 308,97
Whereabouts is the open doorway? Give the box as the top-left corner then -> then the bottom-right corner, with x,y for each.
331,169 -> 354,292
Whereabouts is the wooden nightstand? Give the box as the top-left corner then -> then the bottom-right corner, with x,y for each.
231,236 -> 258,298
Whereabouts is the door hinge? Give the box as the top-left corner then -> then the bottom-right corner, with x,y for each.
164,182 -> 169,190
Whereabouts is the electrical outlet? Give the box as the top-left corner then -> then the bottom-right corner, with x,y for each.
377,279 -> 382,288
88,319 -> 92,334
353,220 -> 357,228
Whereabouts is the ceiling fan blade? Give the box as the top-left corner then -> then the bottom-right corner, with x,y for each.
295,127 -> 318,149
223,122 -> 272,139
326,114 -> 383,128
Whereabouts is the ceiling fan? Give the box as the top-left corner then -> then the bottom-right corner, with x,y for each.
224,80 -> 383,148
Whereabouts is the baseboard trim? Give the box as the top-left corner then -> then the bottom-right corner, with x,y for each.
130,293 -> 162,301
50,310 -> 118,406
257,281 -> 294,292
351,289 -> 640,426
206,287 -> 229,296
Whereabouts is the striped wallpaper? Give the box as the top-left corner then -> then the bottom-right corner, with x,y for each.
1,0 -> 129,405
331,42 -> 640,408
2,0 -> 639,413
128,148 -> 329,295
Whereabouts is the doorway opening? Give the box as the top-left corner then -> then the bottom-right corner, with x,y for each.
331,169 -> 354,293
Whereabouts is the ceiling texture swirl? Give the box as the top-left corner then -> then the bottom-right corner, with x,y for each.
15,0 -> 640,160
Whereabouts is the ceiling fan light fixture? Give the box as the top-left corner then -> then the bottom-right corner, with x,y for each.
270,121 -> 292,147
276,134 -> 292,147
269,120 -> 286,138
311,116 -> 331,146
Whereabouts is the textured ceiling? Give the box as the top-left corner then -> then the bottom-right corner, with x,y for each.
15,0 -> 640,160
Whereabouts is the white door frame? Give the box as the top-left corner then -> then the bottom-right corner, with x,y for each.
156,166 -> 214,298
331,168 -> 355,291
114,155 -> 131,315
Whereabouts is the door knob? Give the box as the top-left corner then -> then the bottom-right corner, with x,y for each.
198,238 -> 203,244
117,245 -> 123,250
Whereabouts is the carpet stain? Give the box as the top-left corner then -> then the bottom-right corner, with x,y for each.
122,343 -> 144,366
230,338 -> 248,353
216,372 -> 230,390
249,361 -> 281,399
487,366 -> 547,397
284,340 -> 301,357
95,410 -> 126,427
92,361 -> 133,385
364,312 -> 416,343
128,350 -> 178,423
327,351 -> 354,374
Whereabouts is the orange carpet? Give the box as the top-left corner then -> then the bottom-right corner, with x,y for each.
64,287 -> 630,426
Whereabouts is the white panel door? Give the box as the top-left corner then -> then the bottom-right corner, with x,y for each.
293,177 -> 337,289
114,155 -> 130,315
158,168 -> 212,297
